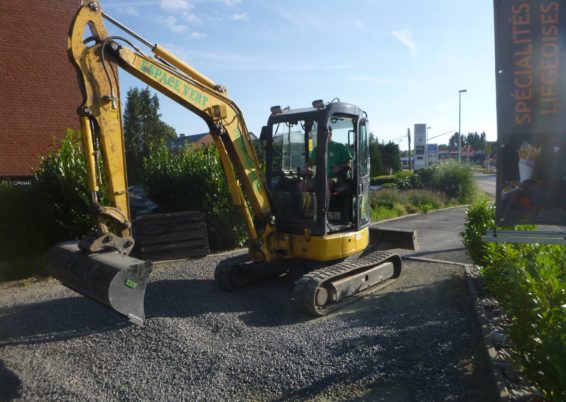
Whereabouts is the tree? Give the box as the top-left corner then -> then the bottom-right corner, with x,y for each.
123,87 -> 177,184
379,141 -> 401,173
369,133 -> 382,176
448,132 -> 460,147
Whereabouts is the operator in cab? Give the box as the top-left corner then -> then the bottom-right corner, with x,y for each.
304,126 -> 352,191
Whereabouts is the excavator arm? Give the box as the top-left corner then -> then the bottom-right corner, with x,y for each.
69,1 -> 273,257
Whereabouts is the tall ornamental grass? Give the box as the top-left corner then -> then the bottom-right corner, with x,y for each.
393,161 -> 478,203
369,188 -> 446,221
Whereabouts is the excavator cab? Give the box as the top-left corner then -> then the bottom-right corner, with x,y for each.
262,101 -> 371,237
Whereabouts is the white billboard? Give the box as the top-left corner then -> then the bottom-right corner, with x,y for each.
414,124 -> 427,170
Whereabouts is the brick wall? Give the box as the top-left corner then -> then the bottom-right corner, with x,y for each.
0,1 -> 81,178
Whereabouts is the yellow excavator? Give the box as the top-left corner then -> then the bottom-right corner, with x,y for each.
46,1 -> 417,325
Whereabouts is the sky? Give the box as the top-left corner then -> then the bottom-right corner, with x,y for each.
101,0 -> 497,150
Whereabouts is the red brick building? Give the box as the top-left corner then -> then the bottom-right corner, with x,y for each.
0,1 -> 81,179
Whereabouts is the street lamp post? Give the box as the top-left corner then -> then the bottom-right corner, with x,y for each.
458,89 -> 467,163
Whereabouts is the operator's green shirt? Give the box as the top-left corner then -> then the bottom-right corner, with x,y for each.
309,141 -> 352,178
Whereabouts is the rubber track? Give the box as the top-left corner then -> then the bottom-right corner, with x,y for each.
293,250 -> 402,316
214,254 -> 251,291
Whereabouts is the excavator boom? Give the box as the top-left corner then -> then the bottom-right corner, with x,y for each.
47,1 -> 275,324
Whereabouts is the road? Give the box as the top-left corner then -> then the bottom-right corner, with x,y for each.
0,207 -> 498,401
473,172 -> 496,198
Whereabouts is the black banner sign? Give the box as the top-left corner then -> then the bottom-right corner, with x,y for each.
495,0 -> 566,225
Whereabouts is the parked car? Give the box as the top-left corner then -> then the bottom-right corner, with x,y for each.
128,185 -> 160,219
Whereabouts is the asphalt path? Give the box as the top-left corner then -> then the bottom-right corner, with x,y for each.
378,206 -> 474,265
0,207 -> 499,401
473,172 -> 496,198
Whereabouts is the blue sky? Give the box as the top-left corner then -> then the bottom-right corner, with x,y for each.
102,0 -> 497,149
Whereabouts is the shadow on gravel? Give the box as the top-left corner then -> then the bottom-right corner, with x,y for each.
272,275 -> 499,402
0,360 -> 22,401
0,297 -> 128,347
0,274 -> 306,347
145,273 -> 309,327
404,247 -> 467,258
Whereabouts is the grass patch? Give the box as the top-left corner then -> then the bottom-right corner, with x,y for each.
371,206 -> 402,221
370,188 -> 447,221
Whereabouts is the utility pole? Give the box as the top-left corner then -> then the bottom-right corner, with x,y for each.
458,89 -> 467,163
407,128 -> 412,171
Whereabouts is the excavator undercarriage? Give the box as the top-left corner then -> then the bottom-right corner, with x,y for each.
215,227 -> 417,316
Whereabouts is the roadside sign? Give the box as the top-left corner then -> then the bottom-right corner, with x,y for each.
494,0 -> 566,225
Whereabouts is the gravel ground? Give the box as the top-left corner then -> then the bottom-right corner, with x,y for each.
0,246 -> 499,402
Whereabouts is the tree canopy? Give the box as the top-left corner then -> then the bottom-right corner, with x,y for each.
447,131 -> 486,150
123,87 -> 177,184
369,133 -> 401,176
369,133 -> 382,176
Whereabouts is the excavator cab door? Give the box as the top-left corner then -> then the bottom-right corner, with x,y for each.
263,119 -> 320,233
356,118 -> 371,228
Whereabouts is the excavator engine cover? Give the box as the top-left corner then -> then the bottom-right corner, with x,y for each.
45,241 -> 153,326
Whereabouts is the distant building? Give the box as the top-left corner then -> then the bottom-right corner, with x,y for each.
400,156 -> 413,169
438,145 -> 476,161
167,132 -> 258,152
167,133 -> 214,152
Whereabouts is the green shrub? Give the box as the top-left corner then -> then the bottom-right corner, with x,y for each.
0,130 -> 104,281
395,162 -> 478,202
31,129 -> 104,246
370,175 -> 396,186
431,161 -> 476,202
392,173 -> 413,190
394,170 -> 413,178
380,182 -> 398,190
144,144 -> 247,250
415,167 -> 435,188
0,182 -> 33,259
0,182 -> 43,281
462,201 -> 565,400
482,242 -> 566,401
461,200 -> 496,265
461,200 -> 535,265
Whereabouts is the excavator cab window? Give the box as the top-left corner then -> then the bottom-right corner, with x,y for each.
326,115 -> 356,228
268,120 -> 318,225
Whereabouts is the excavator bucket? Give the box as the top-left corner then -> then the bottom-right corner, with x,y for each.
368,226 -> 419,251
45,241 -> 153,326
